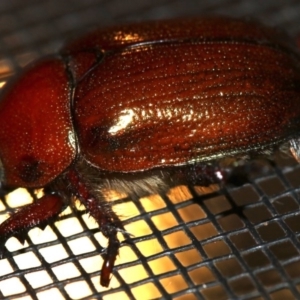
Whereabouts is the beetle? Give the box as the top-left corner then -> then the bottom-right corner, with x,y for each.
0,16 -> 299,287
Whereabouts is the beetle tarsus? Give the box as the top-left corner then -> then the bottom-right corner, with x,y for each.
100,228 -> 120,287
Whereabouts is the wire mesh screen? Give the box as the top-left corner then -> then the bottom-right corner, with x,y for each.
1,0 -> 300,299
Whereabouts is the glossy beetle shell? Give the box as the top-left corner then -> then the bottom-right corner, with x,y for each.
68,17 -> 300,173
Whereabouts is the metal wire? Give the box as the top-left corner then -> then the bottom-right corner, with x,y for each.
0,1 -> 300,299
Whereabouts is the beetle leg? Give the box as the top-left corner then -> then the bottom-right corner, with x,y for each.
0,193 -> 64,258
174,162 -> 254,187
80,195 -> 126,287
67,169 -> 126,287
173,164 -> 226,186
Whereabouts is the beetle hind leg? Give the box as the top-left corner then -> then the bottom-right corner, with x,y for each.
173,160 -> 260,188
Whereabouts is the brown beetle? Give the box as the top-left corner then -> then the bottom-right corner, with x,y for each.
0,16 -> 300,287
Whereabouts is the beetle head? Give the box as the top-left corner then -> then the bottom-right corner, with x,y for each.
0,57 -> 76,188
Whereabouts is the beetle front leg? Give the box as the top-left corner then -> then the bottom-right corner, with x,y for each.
83,196 -> 123,287
0,192 -> 65,257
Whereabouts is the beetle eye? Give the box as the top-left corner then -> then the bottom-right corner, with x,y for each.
17,156 -> 43,183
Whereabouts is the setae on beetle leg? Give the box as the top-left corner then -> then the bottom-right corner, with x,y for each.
0,193 -> 65,257
67,168 -> 126,287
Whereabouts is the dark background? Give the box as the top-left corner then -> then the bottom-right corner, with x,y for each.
0,0 -> 300,299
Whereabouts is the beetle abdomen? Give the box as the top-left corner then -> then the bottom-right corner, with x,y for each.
74,39 -> 300,172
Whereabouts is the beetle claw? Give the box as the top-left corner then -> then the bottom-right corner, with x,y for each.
120,238 -> 134,246
116,227 -> 133,238
101,240 -> 120,287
